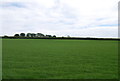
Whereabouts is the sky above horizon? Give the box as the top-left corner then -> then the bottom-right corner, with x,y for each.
0,0 -> 119,38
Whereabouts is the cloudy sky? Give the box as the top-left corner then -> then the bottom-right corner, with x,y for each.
0,0 -> 119,38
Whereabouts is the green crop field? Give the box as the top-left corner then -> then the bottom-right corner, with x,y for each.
2,39 -> 118,79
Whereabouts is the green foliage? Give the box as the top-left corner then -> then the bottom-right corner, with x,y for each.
13,33 -> 55,38
20,33 -> 25,37
2,39 -> 118,79
26,33 -> 31,37
14,34 -> 19,37
37,33 -> 44,37
3,35 -> 8,38
53,35 -> 56,38
46,35 -> 52,37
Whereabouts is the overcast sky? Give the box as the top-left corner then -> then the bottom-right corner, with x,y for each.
0,0 -> 119,38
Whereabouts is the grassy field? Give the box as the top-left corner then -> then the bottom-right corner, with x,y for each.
2,39 -> 118,79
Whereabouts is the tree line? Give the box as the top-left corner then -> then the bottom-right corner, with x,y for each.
14,33 -> 56,38
2,33 -> 119,41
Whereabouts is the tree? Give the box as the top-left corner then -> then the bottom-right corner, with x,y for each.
14,34 -> 19,37
3,35 -> 8,38
67,35 -> 70,38
33,33 -> 36,37
20,33 -> 25,37
37,33 -> 44,37
30,33 -> 36,37
46,35 -> 52,38
53,35 -> 56,38
26,33 -> 31,37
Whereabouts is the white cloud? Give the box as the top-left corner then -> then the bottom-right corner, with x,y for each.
0,0 -> 119,38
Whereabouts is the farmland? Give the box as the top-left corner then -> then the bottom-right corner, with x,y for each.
2,39 -> 118,79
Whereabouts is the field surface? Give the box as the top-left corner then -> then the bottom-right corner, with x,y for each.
2,39 -> 118,79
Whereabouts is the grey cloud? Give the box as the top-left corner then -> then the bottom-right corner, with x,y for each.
0,0 -> 118,38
